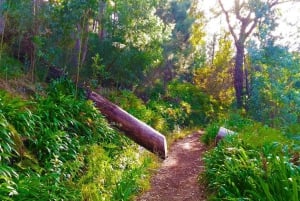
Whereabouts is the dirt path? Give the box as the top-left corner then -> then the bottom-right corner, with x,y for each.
136,131 -> 207,201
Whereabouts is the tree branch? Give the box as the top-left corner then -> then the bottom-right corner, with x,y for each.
218,0 -> 238,42
245,18 -> 258,39
268,0 -> 294,7
235,0 -> 243,21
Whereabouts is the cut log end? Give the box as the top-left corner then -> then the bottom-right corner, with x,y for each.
215,127 -> 236,145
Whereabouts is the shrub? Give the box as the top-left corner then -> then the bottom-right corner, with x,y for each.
0,79 -> 154,200
201,122 -> 219,146
147,99 -> 190,132
201,113 -> 254,146
108,90 -> 171,132
0,114 -> 19,200
0,54 -> 23,79
167,80 -> 215,126
203,125 -> 300,201
79,145 -> 153,201
108,90 -> 154,124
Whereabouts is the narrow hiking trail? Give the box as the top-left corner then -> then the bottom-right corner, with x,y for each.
136,131 -> 208,201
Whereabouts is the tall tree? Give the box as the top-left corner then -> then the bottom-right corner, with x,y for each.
218,0 -> 286,108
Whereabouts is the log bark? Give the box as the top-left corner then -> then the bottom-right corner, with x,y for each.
87,91 -> 168,159
215,127 -> 236,145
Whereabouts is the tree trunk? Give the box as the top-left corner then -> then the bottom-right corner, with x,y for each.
80,22 -> 89,65
98,0 -> 106,40
234,41 -> 245,108
87,91 -> 168,159
0,0 -> 5,35
73,18 -> 89,70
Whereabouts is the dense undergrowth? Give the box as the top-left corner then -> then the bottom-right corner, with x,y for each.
201,114 -> 300,200
106,80 -> 215,134
0,79 -> 158,201
0,76 -> 214,200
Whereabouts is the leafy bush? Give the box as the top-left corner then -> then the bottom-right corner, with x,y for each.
14,171 -> 81,201
0,114 -> 19,200
0,91 -> 35,138
107,90 -> 171,132
247,43 -> 300,129
167,80 -> 215,126
108,89 -> 192,132
203,125 -> 300,201
108,90 -> 154,123
80,145 -> 153,201
0,79 -> 154,200
201,122 -> 219,146
147,99 -> 190,132
0,54 -> 23,79
107,80 -> 216,132
201,113 -> 254,146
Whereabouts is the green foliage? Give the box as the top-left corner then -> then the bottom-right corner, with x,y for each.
247,41 -> 300,128
157,0 -> 202,82
201,113 -> 253,146
203,117 -> 300,200
0,55 -> 23,79
86,34 -> 164,88
1,0 -> 171,87
147,99 -> 189,132
80,145 -> 152,201
108,90 -> 170,132
79,145 -> 114,201
284,124 -> 300,143
201,122 -> 219,146
89,53 -> 109,87
0,79 -> 154,200
201,112 -> 290,147
108,90 -> 155,123
0,114 -> 18,199
167,80 -> 214,125
107,87 -> 210,132
14,171 -> 81,201
107,80 -> 216,133
194,33 -> 234,109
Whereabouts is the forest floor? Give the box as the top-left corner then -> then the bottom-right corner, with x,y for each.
136,131 -> 208,201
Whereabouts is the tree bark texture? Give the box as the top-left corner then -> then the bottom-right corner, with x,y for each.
98,0 -> 106,40
234,42 -> 245,108
87,91 -> 168,159
72,23 -> 89,69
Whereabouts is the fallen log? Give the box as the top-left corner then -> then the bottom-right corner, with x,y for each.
87,91 -> 168,159
45,67 -> 168,159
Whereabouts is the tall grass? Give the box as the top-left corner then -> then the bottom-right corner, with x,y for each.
0,79 -> 155,200
202,120 -> 300,201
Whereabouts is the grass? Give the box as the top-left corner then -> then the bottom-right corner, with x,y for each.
0,79 -> 161,200
201,114 -> 300,201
